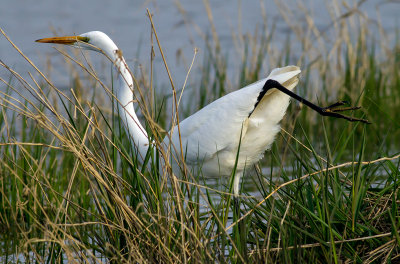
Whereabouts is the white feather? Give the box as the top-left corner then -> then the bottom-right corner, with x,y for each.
37,31 -> 301,196
166,66 -> 301,193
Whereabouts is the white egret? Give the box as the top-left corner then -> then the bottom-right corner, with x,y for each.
36,31 -> 369,196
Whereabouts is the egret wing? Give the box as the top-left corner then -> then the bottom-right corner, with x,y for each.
165,66 -> 301,174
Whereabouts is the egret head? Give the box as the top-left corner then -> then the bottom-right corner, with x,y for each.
36,31 -> 118,58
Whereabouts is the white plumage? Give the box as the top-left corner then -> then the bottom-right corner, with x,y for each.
168,67 -> 300,193
37,31 -> 367,196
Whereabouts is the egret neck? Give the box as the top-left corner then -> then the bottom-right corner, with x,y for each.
114,52 -> 149,163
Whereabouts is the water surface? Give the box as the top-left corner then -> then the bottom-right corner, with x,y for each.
1,0 -> 398,89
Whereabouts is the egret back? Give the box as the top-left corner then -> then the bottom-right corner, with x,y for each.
164,66 -> 301,179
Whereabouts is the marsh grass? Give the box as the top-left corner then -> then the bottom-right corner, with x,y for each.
0,0 -> 400,263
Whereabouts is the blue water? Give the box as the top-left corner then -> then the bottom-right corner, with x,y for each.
1,0 -> 399,90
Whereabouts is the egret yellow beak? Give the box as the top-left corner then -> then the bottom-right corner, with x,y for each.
35,36 -> 89,44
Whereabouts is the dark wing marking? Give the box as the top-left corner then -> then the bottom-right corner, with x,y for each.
248,79 -> 273,117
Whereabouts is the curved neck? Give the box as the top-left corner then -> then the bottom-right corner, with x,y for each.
113,54 -> 149,163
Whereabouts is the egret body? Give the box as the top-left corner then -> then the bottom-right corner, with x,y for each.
36,31 -> 368,195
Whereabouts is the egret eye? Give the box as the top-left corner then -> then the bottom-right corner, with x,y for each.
78,36 -> 90,43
